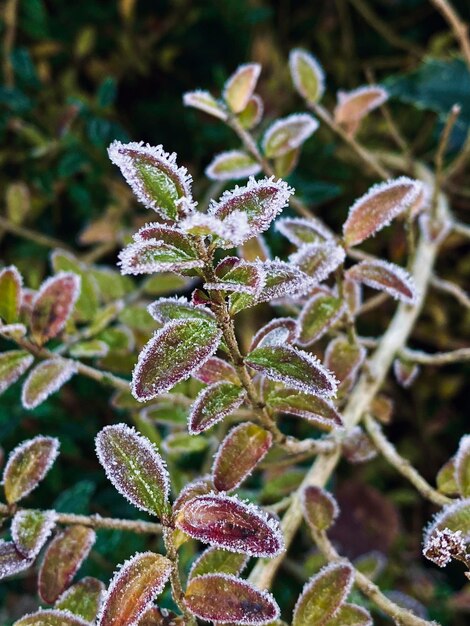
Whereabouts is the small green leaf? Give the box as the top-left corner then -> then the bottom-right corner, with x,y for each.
302,486 -> 339,532
189,547 -> 248,580
0,350 -> 33,396
14,609 -> 90,625
12,509 -> 57,558
262,114 -> 318,158
298,294 -> 345,346
324,603 -> 372,626
223,63 -> 261,113
0,265 -> 22,323
188,382 -> 246,434
455,435 -> 470,497
289,49 -> 325,104
436,458 -> 459,496
183,90 -> 228,121
163,432 -> 209,456
55,577 -> 105,622
22,359 -> 77,410
206,150 -> 261,181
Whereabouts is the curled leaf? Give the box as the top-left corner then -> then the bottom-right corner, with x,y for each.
0,350 -> 33,396
302,486 -> 339,532
346,260 -> 417,304
97,552 -> 172,626
96,424 -> 170,518
183,90 -> 228,121
289,49 -> 325,105
262,114 -> 318,158
206,150 -> 262,181
31,273 -> 81,345
55,577 -> 105,623
39,525 -> 96,604
0,540 -> 33,580
0,265 -> 22,323
298,294 -> 345,346
188,382 -> 246,435
21,359 -> 78,410
266,386 -> 342,431
14,609 -> 90,626
12,509 -> 57,558
175,493 -> 285,557
223,63 -> 261,113
455,435 -> 470,497
185,573 -> 280,625
3,436 -> 59,504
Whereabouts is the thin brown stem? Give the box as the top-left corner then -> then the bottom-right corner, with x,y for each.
400,346 -> 470,365
431,104 -> 461,219
429,0 -> 470,70
430,274 -> 470,309
3,0 -> 18,87
163,527 -> 196,625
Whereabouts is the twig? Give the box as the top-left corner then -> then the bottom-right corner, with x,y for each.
2,0 -> 18,87
430,275 -> 470,309
444,130 -> 470,181
429,0 -> 470,70
431,105 -> 461,219
452,221 -> 470,239
400,346 -> 470,365
358,291 -> 390,315
363,414 -> 452,507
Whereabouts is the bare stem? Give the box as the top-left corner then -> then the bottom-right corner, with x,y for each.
400,346 -> 470,365
163,527 -> 196,625
429,0 -> 470,70
431,105 -> 461,219
430,275 -> 470,309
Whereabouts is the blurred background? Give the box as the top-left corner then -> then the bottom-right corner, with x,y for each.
1,0 -> 469,623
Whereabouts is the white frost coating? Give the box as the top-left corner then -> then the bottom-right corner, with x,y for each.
223,63 -> 262,113
95,423 -> 170,513
253,259 -> 315,302
261,114 -> 319,158
205,150 -> 262,181
14,609 -> 90,626
12,509 -> 57,559
2,436 -> 60,500
289,48 -> 325,103
96,551 -> 172,626
183,89 -> 228,121
118,240 -> 204,276
0,540 -> 34,580
133,221 -> 188,242
335,85 -> 388,121
275,216 -> 333,246
346,259 -> 418,305
0,352 -> 33,394
393,358 -> 420,388
187,573 -> 280,625
455,434 -> 470,496
289,242 -> 346,283
108,140 -> 195,216
423,528 -> 466,568
343,177 -> 423,244
423,497 -> 470,544
204,261 -> 266,296
21,358 -> 78,410
0,323 -> 27,339
181,210 -> 252,248
147,296 -> 215,324
188,382 -> 247,435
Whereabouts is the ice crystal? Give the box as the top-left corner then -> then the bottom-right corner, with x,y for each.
181,210 -> 252,248
423,528 -> 466,567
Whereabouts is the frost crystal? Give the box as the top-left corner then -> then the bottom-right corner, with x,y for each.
21,358 -> 78,410
181,210 -> 252,248
423,528 -> 466,567
262,113 -> 319,158
205,150 -> 262,181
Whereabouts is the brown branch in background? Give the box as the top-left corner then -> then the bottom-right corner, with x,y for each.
430,275 -> 470,309
400,346 -> 470,365
2,0 -> 18,87
430,0 -> 470,69
444,130 -> 470,182
431,105 -> 461,218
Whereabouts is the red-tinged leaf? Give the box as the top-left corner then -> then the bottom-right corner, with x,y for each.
0,265 -> 22,323
276,216 -> 332,246
342,427 -> 377,464
97,551 -> 172,626
334,85 -> 388,134
290,242 -> 346,282
193,357 -> 239,385
246,345 -> 337,398
38,525 -> 96,604
134,223 -> 194,246
12,509 -> 57,558
302,486 -> 339,532
393,358 -> 420,388
205,261 -> 265,295
370,394 -> 393,425
293,562 -> 354,626
455,435 -> 470,497
223,63 -> 261,113
30,273 -> 80,345
266,386 -> 342,432
50,251 -> 98,323
118,240 -> 204,276
3,436 -> 59,504
289,49 -> 325,105
213,423 -> 272,492
14,609 -> 90,626
21,359 -> 77,410
238,94 -> 264,129
189,546 -> 248,580
55,577 -> 105,622
324,337 -> 366,390
188,382 -> 246,435
206,150 -> 262,181
346,260 -> 417,304
0,350 -> 33,396
108,141 -> 194,220
298,294 -> 345,346
436,458 -> 459,496
343,178 -> 422,247
183,90 -> 228,121
0,540 -> 33,580
175,493 -> 285,557
250,318 -> 298,351
185,574 -> 280,625
262,114 -> 318,158
325,603 -> 372,626
96,424 -> 170,518
132,319 -> 222,401
173,476 -> 213,514
147,296 -> 215,324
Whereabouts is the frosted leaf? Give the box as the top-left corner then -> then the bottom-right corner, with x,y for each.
0,265 -> 23,324
334,85 -> 388,134
50,251 -> 99,322
342,427 -> 377,464
393,358 -> 420,388
325,603 -> 373,626
0,350 -> 33,396
194,357 -> 238,385
424,498 -> 470,544
293,562 -> 354,626
147,296 -> 215,324
298,293 -> 345,346
273,146 -> 301,178
108,141 -> 195,219
118,239 -> 204,276
185,573 -> 280,625
423,528 -> 466,568
69,339 -> 109,359
346,259 -> 417,304
189,546 -> 248,581
0,540 -> 33,580
223,63 -> 261,113
188,382 -> 246,435
343,279 -> 363,314
133,223 -> 198,250
12,509 -> 57,558
455,435 -> 470,497
31,273 -> 81,345
250,318 -> 298,351
238,94 -> 264,129
0,323 -> 27,340
13,609 -> 91,626
262,113 -> 319,158
289,48 -> 325,105
266,386 -> 342,432
175,493 -> 285,557
180,210 -> 252,249
436,458 -> 459,497
173,476 -> 213,514
324,336 -> 366,391
206,150 -> 262,181
21,359 -> 78,410
183,89 -> 228,121
209,176 -> 294,242
301,486 -> 339,532
275,216 -> 333,246
354,551 -> 387,581
97,551 -> 172,626
3,435 -> 59,504
38,525 -> 96,604
212,423 -> 272,492
132,319 -> 222,401
55,577 -> 105,623
245,345 -> 338,398
289,242 -> 346,282
204,261 -> 266,295
95,423 -> 170,518
343,177 -> 422,247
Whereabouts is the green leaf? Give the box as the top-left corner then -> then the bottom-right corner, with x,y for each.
456,435 -> 470,497
266,385 -> 342,431
424,498 -> 470,543
0,350 -> 33,396
298,294 -> 345,346
223,63 -> 261,113
55,577 -> 105,622
22,359 -> 77,410
436,458 -> 459,496
188,381 -> 246,434
301,486 -> 339,532
289,49 -> 325,105
189,547 -> 248,580
0,266 -> 22,323
12,509 -> 57,558
163,432 -> 209,456
324,603 -> 372,626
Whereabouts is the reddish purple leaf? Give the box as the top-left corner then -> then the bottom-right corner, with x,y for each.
262,114 -> 318,158
193,357 -> 238,385
38,525 -> 96,603
14,609 -> 90,625
185,573 -> 280,625
250,318 -> 298,351
290,242 -> 346,282
97,552 -> 172,626
266,386 -> 342,432
30,273 -> 80,345
3,436 -> 59,504
12,509 -> 57,558
346,260 -> 417,304
0,540 -> 33,580
0,350 -> 33,396
334,85 -> 388,134
298,293 -> 345,346
134,223 -> 195,246
21,359 -> 77,410
0,265 -> 22,324
302,486 -> 339,532
324,337 -> 366,392
223,63 -> 261,113
175,493 -> 285,557
188,382 -> 246,435
213,423 -> 272,492
173,476 -> 213,514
